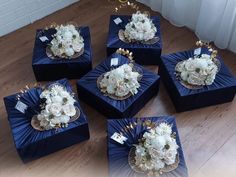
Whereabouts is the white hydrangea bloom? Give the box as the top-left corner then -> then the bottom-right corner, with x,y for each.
124,11 -> 157,42
175,54 -> 218,86
37,84 -> 77,130
134,123 -> 178,173
99,64 -> 141,98
57,115 -> 70,124
155,122 -> 172,136
50,24 -> 84,58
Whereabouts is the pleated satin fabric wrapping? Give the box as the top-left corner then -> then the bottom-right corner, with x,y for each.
77,53 -> 160,118
107,15 -> 162,65
32,26 -> 92,81
4,79 -> 89,162
107,116 -> 189,177
160,47 -> 236,112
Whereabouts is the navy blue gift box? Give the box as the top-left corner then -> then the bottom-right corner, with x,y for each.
3,79 -> 90,162
107,116 -> 189,177
160,47 -> 236,112
107,15 -> 162,65
32,26 -> 92,81
77,53 -> 160,118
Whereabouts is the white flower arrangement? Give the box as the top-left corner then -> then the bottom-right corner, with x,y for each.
50,24 -> 84,58
99,64 -> 141,98
124,11 -> 157,42
36,84 -> 77,130
175,54 -> 218,86
134,123 -> 179,175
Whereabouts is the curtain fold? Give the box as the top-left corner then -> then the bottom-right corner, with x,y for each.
137,0 -> 236,53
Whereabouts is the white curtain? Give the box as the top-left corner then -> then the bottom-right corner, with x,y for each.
137,0 -> 236,53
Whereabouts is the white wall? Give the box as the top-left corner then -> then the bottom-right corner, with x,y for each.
0,0 -> 80,36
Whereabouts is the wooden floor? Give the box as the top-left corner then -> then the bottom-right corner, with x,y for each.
0,0 -> 236,177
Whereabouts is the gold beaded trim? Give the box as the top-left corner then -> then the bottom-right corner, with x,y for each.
118,119 -> 159,136
196,40 -> 218,59
16,83 -> 42,100
44,21 -> 78,30
116,48 -> 134,62
114,1 -> 140,12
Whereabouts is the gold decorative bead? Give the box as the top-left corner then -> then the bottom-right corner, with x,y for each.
130,124 -> 134,129
213,50 -> 218,54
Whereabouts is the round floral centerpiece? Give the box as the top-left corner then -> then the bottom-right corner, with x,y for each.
129,123 -> 179,176
175,41 -> 220,89
119,11 -> 158,44
47,24 -> 84,59
31,84 -> 80,131
97,64 -> 141,100
175,54 -> 219,88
